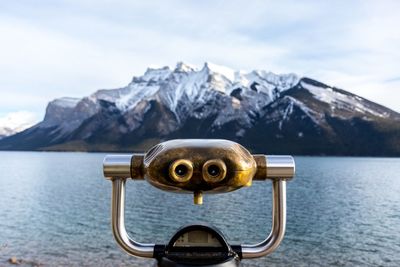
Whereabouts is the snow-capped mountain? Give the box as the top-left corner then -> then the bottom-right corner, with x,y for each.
1,62 -> 399,156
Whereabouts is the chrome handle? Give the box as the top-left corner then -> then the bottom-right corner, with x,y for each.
104,154 -> 154,258
241,155 -> 294,258
111,178 -> 155,258
241,180 -> 286,258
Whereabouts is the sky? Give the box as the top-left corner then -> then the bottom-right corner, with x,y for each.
0,0 -> 399,128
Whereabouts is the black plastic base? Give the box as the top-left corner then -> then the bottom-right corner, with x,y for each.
155,224 -> 242,267
157,256 -> 241,267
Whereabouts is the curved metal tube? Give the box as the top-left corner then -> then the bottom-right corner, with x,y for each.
111,178 -> 155,258
241,180 -> 286,258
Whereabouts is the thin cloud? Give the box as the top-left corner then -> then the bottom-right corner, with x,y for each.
0,111 -> 38,131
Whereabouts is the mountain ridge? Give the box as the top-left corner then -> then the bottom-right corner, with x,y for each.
1,62 -> 399,156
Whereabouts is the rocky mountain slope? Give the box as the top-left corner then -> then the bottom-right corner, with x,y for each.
1,62 -> 399,156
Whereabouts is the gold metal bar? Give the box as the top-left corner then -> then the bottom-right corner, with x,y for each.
193,191 -> 203,205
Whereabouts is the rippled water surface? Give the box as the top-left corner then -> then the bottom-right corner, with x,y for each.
0,152 -> 399,266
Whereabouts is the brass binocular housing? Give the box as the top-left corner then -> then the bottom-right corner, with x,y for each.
144,139 -> 257,195
104,139 -> 295,204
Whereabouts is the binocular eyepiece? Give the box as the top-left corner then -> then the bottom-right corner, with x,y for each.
202,159 -> 227,183
169,159 -> 194,182
169,158 -> 227,183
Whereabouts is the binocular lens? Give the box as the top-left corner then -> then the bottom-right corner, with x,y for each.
175,164 -> 188,177
207,164 -> 220,177
169,159 -> 193,183
203,159 -> 226,183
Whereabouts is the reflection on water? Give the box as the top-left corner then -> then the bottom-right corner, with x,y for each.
0,152 -> 399,266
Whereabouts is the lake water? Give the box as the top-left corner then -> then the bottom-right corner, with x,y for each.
0,152 -> 399,266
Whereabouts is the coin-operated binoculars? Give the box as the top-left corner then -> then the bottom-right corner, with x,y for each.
103,139 -> 295,267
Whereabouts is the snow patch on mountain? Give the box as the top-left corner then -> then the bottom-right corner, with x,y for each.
116,84 -> 160,111
51,97 -> 80,108
279,99 -> 294,130
204,62 -> 236,81
142,66 -> 172,81
248,71 -> 298,91
301,81 -> 388,118
287,96 -> 321,124
174,62 -> 197,72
